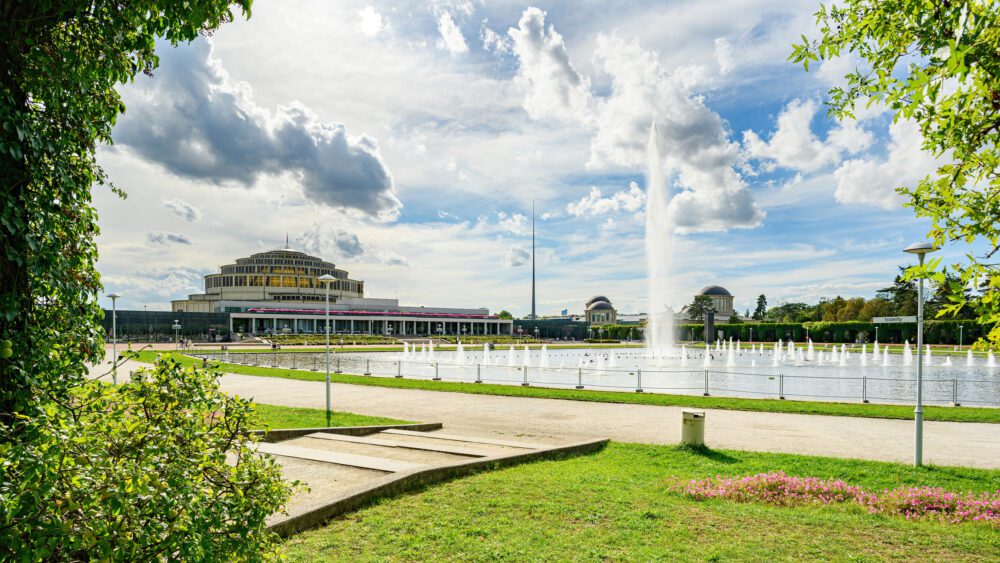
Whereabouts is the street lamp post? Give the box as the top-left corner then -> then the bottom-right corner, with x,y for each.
318,274 -> 335,427
108,293 -> 120,385
904,241 -> 939,467
172,320 -> 181,350
959,324 -> 964,349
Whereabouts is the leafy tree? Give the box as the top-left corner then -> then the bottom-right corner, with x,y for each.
858,297 -> 893,321
765,302 -> 816,323
1,0 -> 252,421
0,1 -> 295,557
753,294 -> 767,320
683,295 -> 716,321
498,310 -> 513,320
792,1 -> 1000,345
879,274 -> 918,317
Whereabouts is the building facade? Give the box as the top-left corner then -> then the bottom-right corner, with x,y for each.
172,249 -> 364,313
698,285 -> 734,323
159,247 -> 512,338
585,295 -> 617,325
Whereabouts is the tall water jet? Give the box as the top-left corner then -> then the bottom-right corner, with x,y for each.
456,341 -> 466,365
644,122 -> 676,358
680,345 -> 688,367
540,345 -> 550,368
988,350 -> 996,368
925,344 -> 932,365
872,340 -> 879,361
903,340 -> 913,365
507,346 -> 515,367
483,343 -> 491,366
966,349 -> 974,366
807,339 -> 815,361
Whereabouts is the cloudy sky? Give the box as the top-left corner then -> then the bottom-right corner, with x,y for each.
94,0 -> 966,317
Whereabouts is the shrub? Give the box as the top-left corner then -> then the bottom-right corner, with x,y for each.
0,356 -> 295,560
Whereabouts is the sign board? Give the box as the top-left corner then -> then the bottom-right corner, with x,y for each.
171,324 -> 182,330
872,316 -> 917,324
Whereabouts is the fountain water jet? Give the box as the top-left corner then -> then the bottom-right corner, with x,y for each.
644,123 -> 676,359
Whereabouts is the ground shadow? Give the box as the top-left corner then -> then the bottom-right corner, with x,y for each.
677,444 -> 738,464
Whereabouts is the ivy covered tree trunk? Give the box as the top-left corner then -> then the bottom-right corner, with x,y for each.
0,2 -> 297,559
1,3 -> 106,423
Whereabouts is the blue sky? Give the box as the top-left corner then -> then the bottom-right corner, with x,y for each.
93,0 -> 966,317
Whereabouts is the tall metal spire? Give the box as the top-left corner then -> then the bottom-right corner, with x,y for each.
531,201 -> 536,320
285,233 -> 290,250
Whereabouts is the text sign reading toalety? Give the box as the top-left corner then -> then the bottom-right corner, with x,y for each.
872,316 -> 918,324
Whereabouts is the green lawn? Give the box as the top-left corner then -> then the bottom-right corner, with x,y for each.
136,351 -> 1000,424
282,442 -> 1000,561
252,402 -> 410,430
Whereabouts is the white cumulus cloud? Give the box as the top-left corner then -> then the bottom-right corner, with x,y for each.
566,182 -> 645,217
356,6 -> 385,37
714,38 -> 734,75
588,34 -> 764,231
833,119 -> 939,210
497,211 -> 529,235
507,7 -> 593,123
742,98 -> 873,173
437,11 -> 469,55
113,39 -> 400,220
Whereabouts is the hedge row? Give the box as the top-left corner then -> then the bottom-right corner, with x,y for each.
589,325 -> 642,340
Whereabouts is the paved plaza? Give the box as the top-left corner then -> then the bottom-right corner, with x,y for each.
94,358 -> 1000,469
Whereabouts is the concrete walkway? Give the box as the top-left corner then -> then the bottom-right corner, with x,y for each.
93,359 -> 1000,469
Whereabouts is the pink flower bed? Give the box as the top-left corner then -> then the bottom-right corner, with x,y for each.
682,471 -> 1000,525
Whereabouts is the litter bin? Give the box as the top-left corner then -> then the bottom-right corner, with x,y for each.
681,410 -> 705,446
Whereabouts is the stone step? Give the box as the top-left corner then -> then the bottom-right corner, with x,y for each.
380,429 -> 548,449
305,432 -> 491,457
285,436 -> 472,465
257,442 -> 426,472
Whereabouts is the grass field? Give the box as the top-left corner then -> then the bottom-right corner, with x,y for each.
136,351 -> 1000,424
282,442 -> 1000,561
252,403 -> 409,429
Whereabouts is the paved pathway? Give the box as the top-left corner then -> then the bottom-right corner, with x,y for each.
93,359 -> 1000,468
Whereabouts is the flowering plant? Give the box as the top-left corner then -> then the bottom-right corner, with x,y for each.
682,471 -> 999,525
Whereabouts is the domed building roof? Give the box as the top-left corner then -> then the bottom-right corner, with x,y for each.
698,285 -> 732,297
587,301 -> 614,311
586,295 -> 611,307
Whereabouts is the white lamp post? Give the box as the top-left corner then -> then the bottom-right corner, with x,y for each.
318,274 -> 335,427
172,320 -> 181,350
108,293 -> 121,385
904,241 -> 939,467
